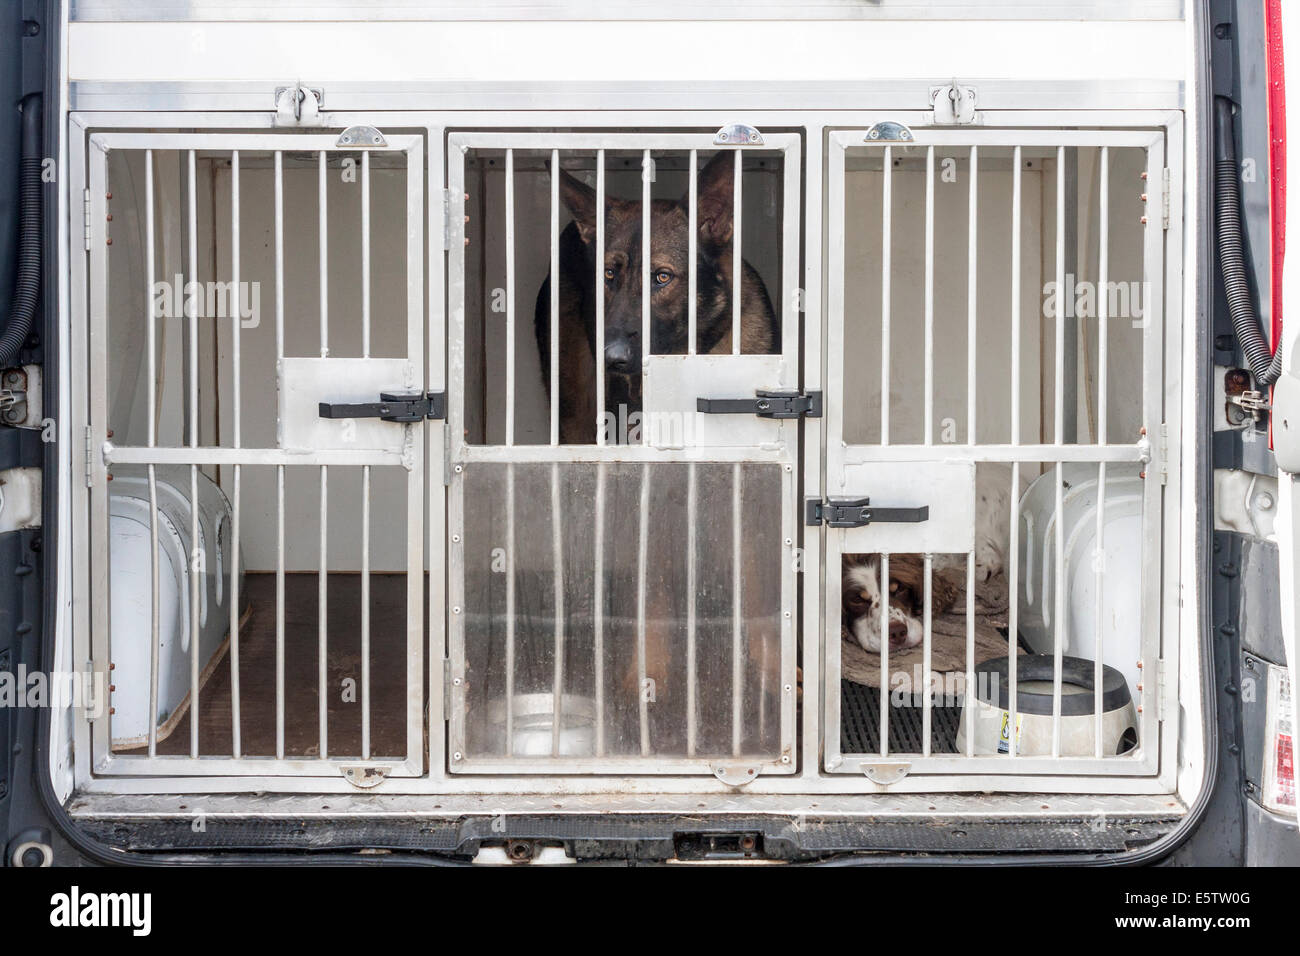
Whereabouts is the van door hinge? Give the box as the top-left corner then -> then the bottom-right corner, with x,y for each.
83,189 -> 92,251
1161,168 -> 1171,230
805,496 -> 929,528
441,188 -> 452,251
697,389 -> 822,420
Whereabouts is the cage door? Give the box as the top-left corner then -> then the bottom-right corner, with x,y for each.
84,131 -> 427,780
821,126 -> 1171,777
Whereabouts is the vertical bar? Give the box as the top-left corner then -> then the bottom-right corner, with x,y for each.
642,149 -> 651,365
732,149 -> 742,355
595,151 -> 606,446
275,465 -> 285,759
505,149 -> 516,446
318,465 -> 328,758
144,149 -> 160,758
186,148 -> 200,759
230,150 -> 244,759
549,149 -> 560,446
504,463 -> 516,754
965,548 -> 976,757
924,146 -> 935,445
686,462 -> 698,756
1010,146 -> 1022,446
636,465 -> 651,755
361,149 -> 371,358
1007,462 -> 1020,757
967,146 -> 978,444
731,464 -> 743,756
878,554 -> 890,756
1094,147 -> 1111,756
922,553 -> 933,756
593,463 -> 606,755
318,150 -> 328,356
361,464 -> 372,759
1052,146 -> 1067,758
688,149 -> 698,354
881,146 -> 892,445
550,462 -> 564,755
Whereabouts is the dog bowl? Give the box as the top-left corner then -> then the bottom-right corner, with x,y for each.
955,655 -> 1137,757
488,693 -> 596,758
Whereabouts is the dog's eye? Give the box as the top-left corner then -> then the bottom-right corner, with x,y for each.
604,268 -> 615,281
653,269 -> 674,286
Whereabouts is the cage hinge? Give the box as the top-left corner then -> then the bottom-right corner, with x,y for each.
442,658 -> 453,718
335,125 -> 386,148
341,766 -> 390,789
83,189 -> 92,252
1161,167 -> 1171,230
1156,658 -> 1168,721
84,426 -> 93,487
930,81 -> 978,125
441,188 -> 452,251
711,763 -> 761,786
1158,423 -> 1169,486
861,761 -> 911,786
713,123 -> 764,146
83,661 -> 97,722
318,390 -> 446,423
273,85 -> 323,126
805,496 -> 929,529
697,389 -> 821,420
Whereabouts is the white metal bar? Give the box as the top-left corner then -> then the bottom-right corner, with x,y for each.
924,145 -> 935,445
1094,146 -> 1110,758
922,553 -> 933,756
230,149 -> 243,759
593,462 -> 606,755
275,464 -> 285,759
361,464 -> 372,760
361,149 -> 371,358
550,148 -> 560,446
731,463 -> 743,755
505,149 -> 516,447
186,148 -> 199,759
318,150 -> 328,357
144,148 -> 160,758
318,465 -> 328,759
835,129 -> 1161,150
967,145 -> 978,443
642,149 -> 651,365
879,553 -> 890,756
1010,146 -> 1022,446
551,462 -> 564,755
636,464 -> 651,755
1052,146 -> 1067,758
451,132 -> 802,152
688,149 -> 698,355
965,549 -> 976,757
505,463 -> 516,754
686,462 -> 698,756
732,149 -> 742,355
105,446 -> 411,467
1007,462 -> 1020,758
881,145 -> 892,446
595,151 -> 606,447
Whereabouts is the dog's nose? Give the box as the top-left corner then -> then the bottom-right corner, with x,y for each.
605,339 -> 633,372
888,620 -> 909,649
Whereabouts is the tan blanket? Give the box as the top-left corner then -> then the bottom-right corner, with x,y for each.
840,570 -> 1024,691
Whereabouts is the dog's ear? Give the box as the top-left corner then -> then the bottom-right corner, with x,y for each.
692,151 -> 735,249
931,568 -> 963,615
557,167 -> 599,245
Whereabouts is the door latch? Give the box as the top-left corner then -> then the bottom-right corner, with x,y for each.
318,391 -> 447,423
804,496 -> 929,528
696,389 -> 822,420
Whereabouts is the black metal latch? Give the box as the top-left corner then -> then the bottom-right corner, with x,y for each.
696,389 -> 822,420
804,496 -> 930,528
318,391 -> 447,423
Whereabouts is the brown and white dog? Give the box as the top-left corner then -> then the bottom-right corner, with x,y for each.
842,464 -> 1018,654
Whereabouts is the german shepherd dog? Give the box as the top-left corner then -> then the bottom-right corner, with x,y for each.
535,151 -> 780,444
533,151 -> 784,752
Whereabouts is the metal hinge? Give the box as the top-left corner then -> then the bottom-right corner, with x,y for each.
1156,658 -> 1168,721
441,188 -> 452,251
1158,422 -> 1169,486
1161,167 -> 1171,230
83,189 -> 92,252
930,81 -> 978,125
697,389 -> 822,420
318,390 -> 447,423
442,658 -> 452,718
805,496 -> 929,528
84,426 -> 93,487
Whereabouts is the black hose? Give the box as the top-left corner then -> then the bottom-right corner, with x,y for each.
1215,96 -> 1282,386
0,92 -> 42,368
